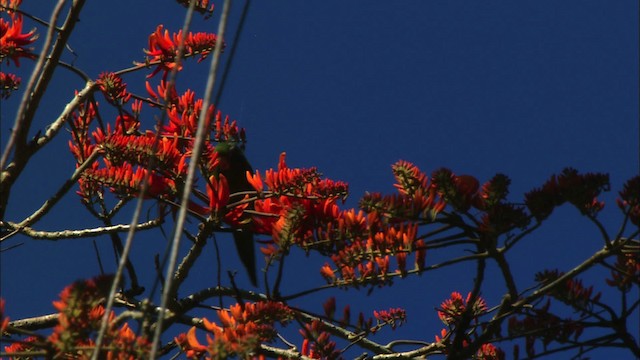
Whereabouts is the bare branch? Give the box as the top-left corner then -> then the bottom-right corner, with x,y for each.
0,218 -> 162,241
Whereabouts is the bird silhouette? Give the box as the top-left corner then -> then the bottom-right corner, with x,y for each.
214,141 -> 257,286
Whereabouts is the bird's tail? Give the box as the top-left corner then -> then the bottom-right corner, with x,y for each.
233,229 -> 257,286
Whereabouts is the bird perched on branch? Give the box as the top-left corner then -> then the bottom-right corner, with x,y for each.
214,141 -> 258,286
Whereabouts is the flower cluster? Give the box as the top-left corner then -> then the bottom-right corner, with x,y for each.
508,299 -> 584,358
525,168 -> 610,221
616,175 -> 640,225
372,307 -> 406,331
3,276 -> 150,359
431,169 -> 530,238
247,153 -> 351,253
3,336 -> 41,357
69,75 -> 251,225
0,0 -> 37,97
535,269 -> 601,312
141,25 -> 223,78
433,292 -> 504,360
0,70 -> 19,98
299,320 -> 341,360
437,291 -> 487,326
0,298 -> 8,332
49,276 -> 150,359
606,252 -> 640,292
307,161 -> 446,287
362,160 -> 446,221
434,329 -> 504,360
175,301 -> 294,359
174,0 -> 214,17
0,4 -> 37,66
96,72 -> 131,105
476,343 -> 506,360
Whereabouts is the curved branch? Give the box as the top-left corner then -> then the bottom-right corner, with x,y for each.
0,218 -> 162,241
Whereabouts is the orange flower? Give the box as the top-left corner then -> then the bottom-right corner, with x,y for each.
177,301 -> 293,359
320,263 -> 336,282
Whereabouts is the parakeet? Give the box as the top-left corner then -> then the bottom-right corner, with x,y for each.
214,141 -> 258,286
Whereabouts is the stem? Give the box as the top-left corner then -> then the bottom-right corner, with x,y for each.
1,0 -> 87,218
149,0 -> 232,357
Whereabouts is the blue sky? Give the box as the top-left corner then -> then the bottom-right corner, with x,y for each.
1,1 -> 638,358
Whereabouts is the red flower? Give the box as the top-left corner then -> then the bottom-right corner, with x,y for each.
606,253 -> 640,291
438,291 -> 487,326
0,71 -> 19,98
0,13 -> 38,66
373,307 -> 406,330
617,175 -> 640,225
476,343 -> 505,360
206,173 -> 230,215
0,298 -> 8,332
97,72 -> 131,105
142,25 -> 223,79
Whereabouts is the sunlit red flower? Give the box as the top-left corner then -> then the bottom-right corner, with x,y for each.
438,291 -> 487,326
0,298 -> 8,332
4,336 -> 40,357
0,14 -> 38,66
142,25 -> 223,78
97,72 -> 131,105
177,301 -> 293,359
476,343 -> 505,360
1,0 -> 22,10
392,160 -> 429,197
205,173 -> 230,215
373,307 -> 406,330
82,162 -> 177,199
